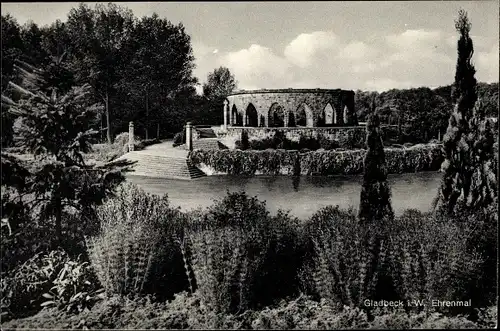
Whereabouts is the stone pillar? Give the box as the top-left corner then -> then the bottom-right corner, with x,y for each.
243,111 -> 247,126
343,106 -> 349,125
257,114 -> 261,127
185,122 -> 193,151
284,111 -> 289,127
128,121 -> 134,151
223,100 -> 228,129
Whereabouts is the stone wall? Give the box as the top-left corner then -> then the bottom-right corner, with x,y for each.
212,126 -> 400,150
225,88 -> 356,127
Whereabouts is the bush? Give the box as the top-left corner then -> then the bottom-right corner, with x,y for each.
189,144 -> 444,176
303,206 -> 389,309
187,192 -> 272,315
86,183 -> 187,300
1,249 -> 102,321
184,192 -> 311,319
173,129 -> 186,146
384,210 -> 484,316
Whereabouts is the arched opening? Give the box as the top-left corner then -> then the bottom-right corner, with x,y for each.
288,111 -> 296,127
295,103 -> 313,127
232,105 -> 243,126
343,105 -> 349,125
324,103 -> 334,125
268,103 -> 285,127
259,114 -> 266,127
246,103 -> 258,127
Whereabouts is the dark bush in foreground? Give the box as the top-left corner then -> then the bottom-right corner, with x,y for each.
1,249 -> 102,322
186,192 -> 305,315
86,183 -> 189,300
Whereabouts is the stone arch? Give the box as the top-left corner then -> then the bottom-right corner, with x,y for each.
231,104 -> 243,126
324,103 -> 335,125
295,103 -> 313,127
268,103 -> 285,127
246,103 -> 258,127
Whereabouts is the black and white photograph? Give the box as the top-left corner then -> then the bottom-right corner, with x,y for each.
1,1 -> 498,329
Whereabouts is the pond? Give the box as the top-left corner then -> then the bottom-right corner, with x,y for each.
126,172 -> 442,219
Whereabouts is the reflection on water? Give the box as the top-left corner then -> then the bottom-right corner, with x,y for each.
127,172 -> 442,220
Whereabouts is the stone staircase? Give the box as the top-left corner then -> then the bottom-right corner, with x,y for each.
195,127 -> 217,138
191,138 -> 225,150
116,142 -> 206,179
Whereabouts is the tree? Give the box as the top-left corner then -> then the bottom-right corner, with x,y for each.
358,113 -> 394,223
66,3 -> 135,144
197,67 -> 237,126
119,13 -> 198,139
1,58 -> 133,246
1,15 -> 25,147
434,9 -> 497,215
202,66 -> 237,100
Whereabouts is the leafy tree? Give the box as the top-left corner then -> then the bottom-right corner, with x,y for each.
66,3 -> 135,144
202,66 -> 237,100
434,9 -> 497,215
195,67 -> 237,126
118,13 -> 198,139
358,113 -> 394,223
20,20 -> 48,66
1,15 -> 25,146
1,58 -> 133,246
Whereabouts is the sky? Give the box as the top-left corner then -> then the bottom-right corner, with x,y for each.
2,1 -> 499,93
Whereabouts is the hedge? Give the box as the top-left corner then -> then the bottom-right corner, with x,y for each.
188,143 -> 444,176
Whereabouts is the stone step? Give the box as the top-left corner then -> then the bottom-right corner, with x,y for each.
118,152 -> 206,179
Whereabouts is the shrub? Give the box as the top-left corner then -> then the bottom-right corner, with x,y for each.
86,183 -> 187,299
1,249 -> 102,321
304,206 -> 389,309
358,113 -> 394,223
173,129 -> 186,146
189,144 -> 444,176
384,210 -> 484,316
187,192 -> 272,315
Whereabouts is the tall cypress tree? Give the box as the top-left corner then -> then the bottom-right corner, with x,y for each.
434,10 -> 498,216
358,111 -> 394,223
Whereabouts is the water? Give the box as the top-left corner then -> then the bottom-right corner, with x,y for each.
126,172 -> 442,219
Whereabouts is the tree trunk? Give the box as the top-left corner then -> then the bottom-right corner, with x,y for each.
55,198 -> 62,246
145,89 -> 149,140
105,89 -> 112,144
157,123 -> 160,139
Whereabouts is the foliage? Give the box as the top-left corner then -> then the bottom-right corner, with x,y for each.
4,290 -> 495,329
1,249 -> 102,321
358,113 -> 394,223
173,128 -> 186,146
384,210 -> 484,316
86,183 -> 189,300
203,66 -> 237,100
1,59 -> 133,246
434,10 -> 498,216
187,192 -> 272,315
189,143 -> 444,176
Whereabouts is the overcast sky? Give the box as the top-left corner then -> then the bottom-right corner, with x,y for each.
2,1 -> 499,92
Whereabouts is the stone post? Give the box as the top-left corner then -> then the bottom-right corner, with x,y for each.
185,122 -> 193,151
223,100 -> 228,129
128,121 -> 134,151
